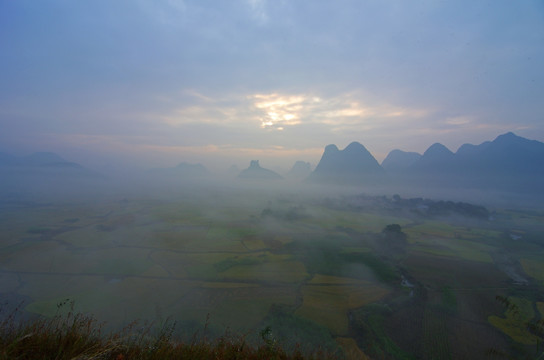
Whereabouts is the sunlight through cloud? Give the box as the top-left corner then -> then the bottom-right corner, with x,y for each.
249,92 -> 428,131
157,90 -> 430,143
251,93 -> 313,129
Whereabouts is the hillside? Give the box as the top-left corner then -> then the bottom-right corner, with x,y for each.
307,142 -> 384,185
308,132 -> 544,193
238,160 -> 283,180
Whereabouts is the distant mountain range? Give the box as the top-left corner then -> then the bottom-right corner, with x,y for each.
0,151 -> 103,196
1,132 -> 542,195
0,151 -> 84,169
308,132 -> 544,192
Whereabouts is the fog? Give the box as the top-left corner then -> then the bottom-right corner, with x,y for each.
1,160 -> 543,357
3,162 -> 541,209
2,1 -> 544,357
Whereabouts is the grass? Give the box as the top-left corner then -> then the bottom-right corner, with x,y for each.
407,227 -> 496,263
422,305 -> 451,360
351,304 -> 416,360
440,286 -> 457,313
520,258 -> 544,282
0,302 -> 337,360
220,261 -> 309,284
341,252 -> 399,284
537,302 -> 544,317
488,296 -> 540,345
6,197 -> 543,359
296,280 -> 389,335
312,208 -> 409,233
335,338 -> 369,360
287,240 -> 399,284
260,306 -> 342,356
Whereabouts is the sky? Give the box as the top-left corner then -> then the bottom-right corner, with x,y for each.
1,0 -> 543,173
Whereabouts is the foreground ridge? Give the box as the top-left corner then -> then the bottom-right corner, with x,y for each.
0,303 -> 338,360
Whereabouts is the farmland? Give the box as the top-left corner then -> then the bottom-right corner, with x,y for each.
0,187 -> 543,359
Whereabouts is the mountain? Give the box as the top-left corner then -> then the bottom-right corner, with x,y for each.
23,152 -> 76,167
305,132 -> 543,192
454,132 -> 544,175
286,161 -> 312,180
238,160 -> 282,180
0,151 -> 83,169
409,143 -> 455,173
406,132 -> 544,177
0,151 -> 103,197
381,150 -> 421,172
307,142 -> 384,184
453,132 -> 544,190
390,132 -> 544,192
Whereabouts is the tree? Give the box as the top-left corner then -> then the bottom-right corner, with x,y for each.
380,224 -> 408,255
383,224 -> 403,234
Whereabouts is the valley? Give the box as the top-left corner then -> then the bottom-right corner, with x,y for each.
1,187 -> 543,359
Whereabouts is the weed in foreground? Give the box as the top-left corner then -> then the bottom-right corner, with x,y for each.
0,302 -> 335,359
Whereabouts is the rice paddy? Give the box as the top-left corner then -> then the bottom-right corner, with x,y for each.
1,192 -> 543,359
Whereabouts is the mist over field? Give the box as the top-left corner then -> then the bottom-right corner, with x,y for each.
1,146 -> 544,359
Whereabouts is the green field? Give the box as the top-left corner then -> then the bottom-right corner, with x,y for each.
1,191 -> 543,359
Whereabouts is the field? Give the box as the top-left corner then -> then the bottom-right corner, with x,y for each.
1,187 -> 543,359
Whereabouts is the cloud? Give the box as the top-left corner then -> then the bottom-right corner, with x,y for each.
246,0 -> 268,24
154,90 -> 431,139
251,93 -> 312,129
2,1 -> 543,171
137,0 -> 187,26
250,92 -> 430,131
445,116 -> 473,126
154,90 -> 432,142
157,91 -> 255,127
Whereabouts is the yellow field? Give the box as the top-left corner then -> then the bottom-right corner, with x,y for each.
336,337 -> 370,360
488,297 -> 539,345
409,235 -> 494,263
1,241 -> 75,273
210,287 -> 296,330
220,260 -> 309,283
296,276 -> 390,335
315,209 -> 410,233
520,258 -> 544,282
241,237 -> 267,250
55,227 -> 121,248
537,302 -> 544,317
153,228 -> 209,249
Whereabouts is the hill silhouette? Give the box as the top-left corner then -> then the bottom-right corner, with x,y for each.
286,161 -> 312,180
305,132 -> 543,193
307,141 -> 384,185
1,132 -> 542,195
0,151 -> 84,169
0,151 -> 103,196
393,132 -> 544,192
410,143 -> 455,172
381,149 -> 421,172
238,160 -> 283,180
